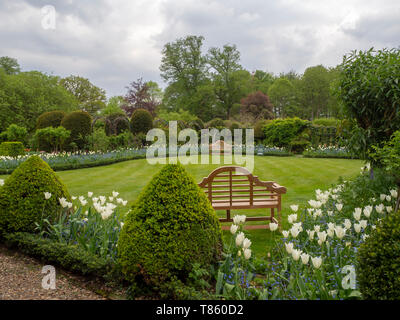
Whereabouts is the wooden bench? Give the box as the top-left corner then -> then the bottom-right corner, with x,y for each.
198,166 -> 287,230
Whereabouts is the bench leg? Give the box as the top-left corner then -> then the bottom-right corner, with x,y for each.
227,209 -> 231,221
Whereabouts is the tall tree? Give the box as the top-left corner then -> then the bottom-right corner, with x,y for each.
251,70 -> 275,94
160,35 -> 208,117
122,78 -> 161,117
298,65 -> 331,120
0,56 -> 20,75
207,44 -> 246,118
59,75 -> 106,116
268,78 -> 297,118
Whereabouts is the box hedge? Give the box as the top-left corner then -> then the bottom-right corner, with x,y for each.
357,211 -> 400,299
130,109 -> 153,135
0,156 -> 70,234
118,163 -> 222,289
0,141 -> 25,157
60,111 -> 92,150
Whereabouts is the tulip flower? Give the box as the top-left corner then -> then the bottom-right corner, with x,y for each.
235,232 -> 245,247
386,206 -> 393,213
334,226 -> 346,239
336,203 -> 343,212
243,248 -> 251,260
292,249 -> 301,261
311,256 -> 322,269
44,192 -> 52,200
380,194 -> 386,201
300,253 -> 310,265
353,208 -> 362,221
230,224 -> 238,235
269,222 -> 278,231
344,219 -> 351,230
285,242 -> 294,254
390,189 -> 398,198
290,205 -> 299,212
242,238 -> 252,249
0,179 -> 4,186
354,223 -> 361,233
282,230 -> 289,238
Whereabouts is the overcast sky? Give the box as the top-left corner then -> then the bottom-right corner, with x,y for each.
0,0 -> 399,97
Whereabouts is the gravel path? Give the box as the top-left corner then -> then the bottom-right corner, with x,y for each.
0,245 -> 110,300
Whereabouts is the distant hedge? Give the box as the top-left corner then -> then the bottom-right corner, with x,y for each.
61,111 -> 92,149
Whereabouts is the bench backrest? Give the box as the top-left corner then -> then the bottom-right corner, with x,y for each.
198,166 -> 286,206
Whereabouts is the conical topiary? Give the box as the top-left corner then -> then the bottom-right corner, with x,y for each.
0,155 -> 70,234
118,163 -> 222,287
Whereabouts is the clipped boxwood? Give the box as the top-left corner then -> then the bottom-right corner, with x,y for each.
61,111 -> 92,149
263,117 -> 310,148
130,108 -> 153,135
0,141 -> 25,157
0,156 -> 70,234
118,163 -> 222,288
36,110 -> 66,129
357,212 -> 400,299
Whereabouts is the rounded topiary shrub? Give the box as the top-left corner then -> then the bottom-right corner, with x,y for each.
130,109 -> 153,135
105,113 -> 130,136
61,111 -> 92,150
0,156 -> 70,234
357,212 -> 400,299
118,163 -> 222,288
36,111 -> 66,129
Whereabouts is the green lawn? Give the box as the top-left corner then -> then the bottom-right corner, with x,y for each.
0,155 -> 363,256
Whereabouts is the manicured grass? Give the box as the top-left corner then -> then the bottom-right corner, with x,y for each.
0,155 -> 363,255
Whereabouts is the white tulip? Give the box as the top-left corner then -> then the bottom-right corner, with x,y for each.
353,208 -> 362,221
235,232 -> 245,247
292,249 -> 301,261
362,234 -> 369,241
376,204 -> 385,214
300,253 -> 310,265
288,214 -> 297,224
360,220 -> 368,229
243,248 -> 252,260
230,224 -> 238,234
290,205 -> 299,212
386,206 -> 393,213
0,179 -> 4,186
112,191 -> 119,198
242,238 -> 252,249
327,229 -> 334,238
311,256 -> 322,269
380,194 -> 386,201
269,222 -> 278,232
335,226 -> 346,239
285,242 -> 294,254
336,203 -> 343,212
344,219 -> 352,230
88,192 -> 93,198
390,189 -> 398,198
44,192 -> 52,200
233,215 -> 246,225
317,231 -> 327,243
386,195 -> 391,202
307,230 -> 315,240
314,225 -> 321,233
282,230 -> 289,238
290,227 -> 300,238
363,206 -> 372,218
354,223 -> 361,233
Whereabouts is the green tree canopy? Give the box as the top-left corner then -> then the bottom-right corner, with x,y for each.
0,70 -> 79,132
60,75 -> 106,116
0,56 -> 20,75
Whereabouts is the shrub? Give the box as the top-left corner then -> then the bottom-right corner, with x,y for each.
109,131 -> 134,150
3,232 -> 116,280
357,212 -> 400,299
206,118 -> 225,129
88,128 -> 110,152
130,108 -> 153,135
289,138 -> 310,154
3,124 -> 28,143
61,111 -> 92,150
0,141 -> 25,157
254,119 -> 270,141
0,156 -> 70,234
118,163 -> 222,291
33,126 -> 70,152
36,111 -> 66,129
312,118 -> 339,127
104,113 -> 131,136
263,117 -> 310,148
